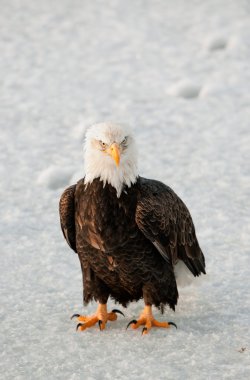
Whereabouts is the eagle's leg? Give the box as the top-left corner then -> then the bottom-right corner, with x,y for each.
127,305 -> 177,335
71,303 -> 124,331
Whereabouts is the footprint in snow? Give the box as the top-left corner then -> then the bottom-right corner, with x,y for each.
168,80 -> 202,99
37,166 -> 74,190
205,35 -> 228,51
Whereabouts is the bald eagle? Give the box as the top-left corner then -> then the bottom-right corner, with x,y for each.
59,123 -> 205,334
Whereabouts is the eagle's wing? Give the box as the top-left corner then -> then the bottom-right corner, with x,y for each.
135,177 -> 205,276
59,184 -> 77,253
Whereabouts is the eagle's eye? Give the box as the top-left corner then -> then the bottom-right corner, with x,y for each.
121,136 -> 128,148
99,140 -> 107,150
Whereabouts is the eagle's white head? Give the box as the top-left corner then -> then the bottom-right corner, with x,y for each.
84,122 -> 138,197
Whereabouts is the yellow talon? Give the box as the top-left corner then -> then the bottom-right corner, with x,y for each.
72,304 -> 124,332
127,305 -> 177,334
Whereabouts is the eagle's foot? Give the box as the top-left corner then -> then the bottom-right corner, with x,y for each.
126,305 -> 177,335
71,304 -> 124,331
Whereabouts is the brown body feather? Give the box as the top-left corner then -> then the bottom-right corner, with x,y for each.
59,177 -> 205,311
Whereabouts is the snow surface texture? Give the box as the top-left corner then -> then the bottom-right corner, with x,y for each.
1,0 -> 250,379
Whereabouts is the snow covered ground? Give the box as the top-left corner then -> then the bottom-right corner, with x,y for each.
1,0 -> 250,379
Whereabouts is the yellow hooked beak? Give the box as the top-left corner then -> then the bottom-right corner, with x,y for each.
106,143 -> 120,166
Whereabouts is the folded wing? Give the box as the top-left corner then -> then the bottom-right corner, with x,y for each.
135,178 -> 205,277
59,184 -> 77,253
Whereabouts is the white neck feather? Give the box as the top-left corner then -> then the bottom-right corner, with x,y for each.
83,123 -> 138,197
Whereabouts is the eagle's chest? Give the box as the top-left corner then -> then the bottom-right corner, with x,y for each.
76,181 -> 138,253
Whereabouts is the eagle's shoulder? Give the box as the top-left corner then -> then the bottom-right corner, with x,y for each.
136,176 -> 178,214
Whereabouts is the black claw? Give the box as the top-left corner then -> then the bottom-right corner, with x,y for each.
76,323 -> 84,331
71,314 -> 80,320
142,327 -> 147,335
98,320 -> 102,330
112,309 -> 125,317
168,321 -> 177,329
126,319 -> 137,330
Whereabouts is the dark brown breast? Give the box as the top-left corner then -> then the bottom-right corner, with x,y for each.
75,178 -> 140,253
